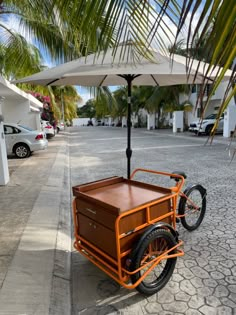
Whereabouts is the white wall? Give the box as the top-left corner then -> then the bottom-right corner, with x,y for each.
2,99 -> 40,130
72,118 -> 96,126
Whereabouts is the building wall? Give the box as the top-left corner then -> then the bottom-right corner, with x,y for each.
2,99 -> 40,130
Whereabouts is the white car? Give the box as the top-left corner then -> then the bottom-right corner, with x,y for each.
41,120 -> 55,138
56,121 -> 65,133
189,114 -> 224,135
4,123 -> 48,158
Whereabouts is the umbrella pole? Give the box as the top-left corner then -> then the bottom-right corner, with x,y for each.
126,75 -> 133,179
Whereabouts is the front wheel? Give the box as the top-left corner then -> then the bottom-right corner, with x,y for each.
178,185 -> 206,231
130,229 -> 177,295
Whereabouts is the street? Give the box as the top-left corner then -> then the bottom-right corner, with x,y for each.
69,126 -> 236,315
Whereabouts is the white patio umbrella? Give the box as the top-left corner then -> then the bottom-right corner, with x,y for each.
14,44 -> 232,178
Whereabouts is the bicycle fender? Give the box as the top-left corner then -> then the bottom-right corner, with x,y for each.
129,222 -> 179,261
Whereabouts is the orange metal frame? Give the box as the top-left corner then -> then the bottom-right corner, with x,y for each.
73,168 -> 186,289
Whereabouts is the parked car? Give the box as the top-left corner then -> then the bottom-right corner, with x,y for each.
189,114 -> 224,135
56,121 -> 65,133
41,120 -> 55,138
3,123 -> 48,158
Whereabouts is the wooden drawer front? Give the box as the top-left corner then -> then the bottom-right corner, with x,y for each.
78,213 -> 145,259
78,213 -> 117,258
76,198 -> 116,229
150,200 -> 171,224
119,209 -> 146,234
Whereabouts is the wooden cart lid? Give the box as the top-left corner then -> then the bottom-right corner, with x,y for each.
73,176 -> 172,215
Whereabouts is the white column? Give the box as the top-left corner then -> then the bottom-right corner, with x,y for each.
0,98 -> 9,185
122,116 -> 127,127
147,113 -> 155,130
223,102 -> 236,137
173,111 -> 184,133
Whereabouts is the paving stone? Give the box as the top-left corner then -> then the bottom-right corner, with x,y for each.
217,306 -> 233,315
196,286 -> 214,297
188,295 -> 205,309
162,301 -> 188,313
214,285 -> 229,298
210,271 -> 225,280
175,291 -> 191,302
205,295 -> 222,308
165,281 -> 180,295
228,285 -> 236,294
220,297 -> 236,309
184,260 -> 197,268
171,274 -> 184,282
196,257 -> 208,267
217,265 -> 232,276
225,276 -> 236,284
190,277 -> 204,289
185,310 -> 202,315
191,266 -> 210,279
231,266 -> 236,276
178,268 -> 195,280
145,303 -> 163,314
180,280 -> 196,295
199,305 -> 218,315
203,278 -> 218,288
156,289 -> 174,304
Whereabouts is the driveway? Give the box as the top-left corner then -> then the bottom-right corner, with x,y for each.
69,126 -> 236,315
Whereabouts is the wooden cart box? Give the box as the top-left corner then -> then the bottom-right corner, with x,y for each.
73,176 -> 173,259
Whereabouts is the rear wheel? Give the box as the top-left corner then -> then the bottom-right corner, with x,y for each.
178,185 -> 206,231
14,143 -> 30,158
130,229 -> 177,295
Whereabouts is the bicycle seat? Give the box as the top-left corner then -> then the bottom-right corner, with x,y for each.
170,171 -> 187,181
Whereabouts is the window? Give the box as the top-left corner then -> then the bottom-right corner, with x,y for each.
4,125 -> 21,134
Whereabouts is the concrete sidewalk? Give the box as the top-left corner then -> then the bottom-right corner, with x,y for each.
0,134 -> 71,314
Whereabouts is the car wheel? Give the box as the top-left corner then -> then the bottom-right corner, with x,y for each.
14,143 -> 30,158
205,125 -> 213,136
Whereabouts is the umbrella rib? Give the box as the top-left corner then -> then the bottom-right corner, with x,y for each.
46,78 -> 60,86
150,75 -> 159,86
99,75 -> 108,87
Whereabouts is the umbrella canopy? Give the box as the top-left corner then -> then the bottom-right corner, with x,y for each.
14,45 -> 232,87
13,44 -> 232,178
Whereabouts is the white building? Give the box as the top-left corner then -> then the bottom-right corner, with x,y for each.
0,76 -> 43,130
0,76 -> 43,186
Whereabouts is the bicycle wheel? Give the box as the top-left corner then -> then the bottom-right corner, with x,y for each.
130,229 -> 177,295
178,185 -> 206,231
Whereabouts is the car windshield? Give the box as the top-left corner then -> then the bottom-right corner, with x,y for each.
18,125 -> 34,131
204,114 -> 217,119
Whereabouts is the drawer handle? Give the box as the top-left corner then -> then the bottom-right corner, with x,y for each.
85,207 -> 96,215
89,222 -> 96,229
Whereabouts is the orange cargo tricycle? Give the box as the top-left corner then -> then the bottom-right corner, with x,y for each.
72,168 -> 206,295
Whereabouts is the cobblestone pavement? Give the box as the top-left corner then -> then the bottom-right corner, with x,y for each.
69,126 -> 236,315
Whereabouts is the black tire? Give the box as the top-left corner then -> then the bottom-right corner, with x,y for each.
178,185 -> 206,231
205,125 -> 213,135
130,229 -> 177,295
14,143 -> 30,158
